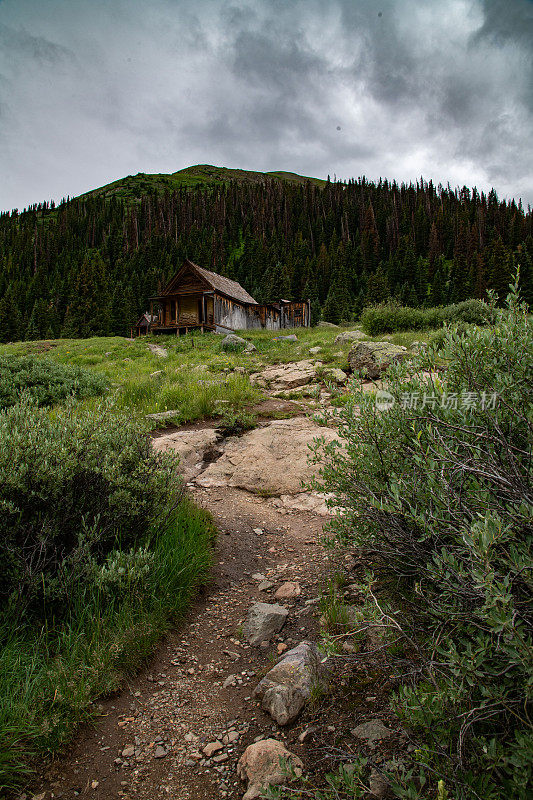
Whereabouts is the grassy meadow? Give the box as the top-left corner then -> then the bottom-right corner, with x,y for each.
0,324 -> 440,422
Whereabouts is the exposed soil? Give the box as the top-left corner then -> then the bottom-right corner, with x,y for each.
30,487 -> 335,800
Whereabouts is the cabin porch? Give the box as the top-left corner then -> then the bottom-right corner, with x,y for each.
146,291 -> 215,334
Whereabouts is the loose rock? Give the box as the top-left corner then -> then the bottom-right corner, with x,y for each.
250,362 -> 315,391
146,343 -> 168,357
274,582 -> 301,600
203,740 -> 224,757
221,334 -> 256,352
242,603 -> 288,645
351,719 -> 392,746
369,768 -> 390,798
325,367 -> 348,385
237,739 -> 303,800
254,640 -> 328,725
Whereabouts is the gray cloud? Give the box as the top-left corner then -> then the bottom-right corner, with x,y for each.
0,0 -> 531,210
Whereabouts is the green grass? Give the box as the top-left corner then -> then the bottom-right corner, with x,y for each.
79,164 -> 326,204
0,326 -> 446,427
0,499 -> 213,793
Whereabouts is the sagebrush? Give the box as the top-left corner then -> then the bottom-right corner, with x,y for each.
313,287 -> 532,799
0,353 -> 107,409
0,397 -> 177,617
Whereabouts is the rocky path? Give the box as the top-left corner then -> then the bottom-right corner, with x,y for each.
30,363 -> 406,800
31,444 -> 338,800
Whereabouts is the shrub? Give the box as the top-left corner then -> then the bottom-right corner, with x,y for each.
0,353 -> 107,409
360,298 -> 495,335
217,406 -> 257,435
314,286 -> 532,798
0,398 -> 178,618
0,497 -> 213,792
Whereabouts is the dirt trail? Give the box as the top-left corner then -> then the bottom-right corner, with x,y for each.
32,474 -> 336,800
30,382 -> 403,800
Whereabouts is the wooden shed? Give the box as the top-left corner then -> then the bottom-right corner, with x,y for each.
135,259 -> 310,335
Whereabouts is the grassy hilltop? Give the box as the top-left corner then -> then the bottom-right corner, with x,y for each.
78,163 -> 326,203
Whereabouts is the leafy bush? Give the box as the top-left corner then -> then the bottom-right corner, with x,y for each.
0,398 -> 177,617
0,353 -> 107,409
360,298 -> 495,335
314,287 -> 532,798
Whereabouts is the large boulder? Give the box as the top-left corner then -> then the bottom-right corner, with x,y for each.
254,640 -> 328,725
242,602 -> 288,645
250,360 -> 317,390
334,330 -> 365,345
195,416 -> 339,496
152,429 -> 221,481
237,739 -> 303,800
348,341 -> 407,380
221,334 -> 256,352
317,321 -> 339,328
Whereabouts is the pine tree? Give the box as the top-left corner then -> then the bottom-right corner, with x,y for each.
64,250 -> 112,337
0,285 -> 23,343
365,265 -> 391,305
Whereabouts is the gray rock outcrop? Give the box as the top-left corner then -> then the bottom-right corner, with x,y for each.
195,416 -> 338,497
334,330 -> 365,345
254,640 -> 328,725
250,360 -> 317,390
152,429 -> 221,481
221,334 -> 256,352
348,341 -> 407,379
237,739 -> 303,800
242,602 -> 288,645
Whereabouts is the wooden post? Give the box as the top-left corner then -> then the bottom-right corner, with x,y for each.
149,301 -> 153,333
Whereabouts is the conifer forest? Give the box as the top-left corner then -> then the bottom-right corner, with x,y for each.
0,170 -> 532,341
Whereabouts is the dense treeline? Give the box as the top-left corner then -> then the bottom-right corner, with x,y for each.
0,175 -> 532,340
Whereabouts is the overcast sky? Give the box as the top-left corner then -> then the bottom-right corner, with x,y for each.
1,0 -> 532,212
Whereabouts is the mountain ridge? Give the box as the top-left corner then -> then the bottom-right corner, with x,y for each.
79,164 -> 326,203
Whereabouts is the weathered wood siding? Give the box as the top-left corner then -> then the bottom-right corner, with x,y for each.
178,295 -> 199,325
215,296 -> 253,329
213,296 -> 309,330
280,301 -> 310,328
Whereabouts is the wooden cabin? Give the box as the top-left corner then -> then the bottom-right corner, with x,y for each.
134,259 -> 310,335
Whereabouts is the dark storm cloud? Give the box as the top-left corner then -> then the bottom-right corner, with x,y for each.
0,0 -> 531,211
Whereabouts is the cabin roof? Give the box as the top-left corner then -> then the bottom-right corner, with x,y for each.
158,259 -> 258,305
135,312 -> 157,326
189,261 -> 258,305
